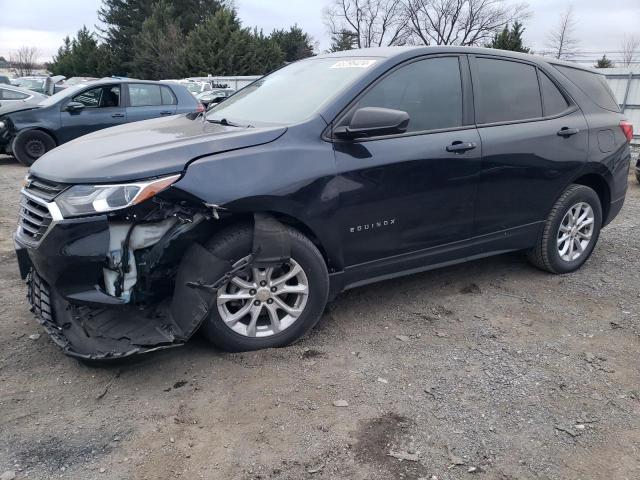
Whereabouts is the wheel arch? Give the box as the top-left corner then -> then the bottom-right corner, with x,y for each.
13,126 -> 59,146
571,172 -> 611,225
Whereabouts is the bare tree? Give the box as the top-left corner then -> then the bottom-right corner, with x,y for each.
621,35 -> 640,67
10,46 -> 39,76
324,0 -> 410,48
405,0 -> 529,46
546,6 -> 580,60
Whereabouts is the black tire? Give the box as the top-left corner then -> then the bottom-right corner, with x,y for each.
13,129 -> 56,166
635,170 -> 640,185
527,184 -> 602,274
201,223 -> 329,352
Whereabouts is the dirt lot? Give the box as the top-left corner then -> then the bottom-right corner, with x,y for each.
0,153 -> 639,480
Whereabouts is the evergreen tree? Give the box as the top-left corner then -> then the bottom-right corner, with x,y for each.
49,27 -> 105,77
595,55 -> 614,68
131,0 -> 185,79
98,0 -> 226,75
270,25 -> 315,62
183,8 -> 284,76
329,30 -> 356,52
486,21 -> 530,53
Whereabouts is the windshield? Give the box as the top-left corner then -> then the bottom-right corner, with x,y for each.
186,83 -> 201,93
206,57 -> 378,125
16,78 -> 45,92
37,84 -> 85,106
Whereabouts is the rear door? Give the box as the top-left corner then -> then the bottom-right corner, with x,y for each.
333,55 -> 482,267
59,84 -> 126,142
125,83 -> 178,122
469,55 -> 588,241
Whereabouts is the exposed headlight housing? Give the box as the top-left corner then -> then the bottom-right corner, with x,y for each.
0,120 -> 6,130
55,174 -> 181,218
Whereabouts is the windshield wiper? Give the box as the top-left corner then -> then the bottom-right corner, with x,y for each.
207,118 -> 248,128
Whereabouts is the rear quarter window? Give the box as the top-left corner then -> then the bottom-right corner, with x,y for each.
553,65 -> 620,112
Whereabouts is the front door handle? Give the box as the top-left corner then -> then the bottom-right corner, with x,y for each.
112,113 -> 125,118
557,127 -> 579,137
446,141 -> 477,153
160,111 -> 173,116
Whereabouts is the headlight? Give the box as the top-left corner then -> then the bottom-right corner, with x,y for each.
55,174 -> 181,218
0,120 -> 6,130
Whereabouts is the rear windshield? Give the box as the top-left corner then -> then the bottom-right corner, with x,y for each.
553,65 -> 620,112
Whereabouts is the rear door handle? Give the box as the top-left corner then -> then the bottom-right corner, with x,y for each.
112,113 -> 125,118
446,141 -> 477,153
557,127 -> 579,137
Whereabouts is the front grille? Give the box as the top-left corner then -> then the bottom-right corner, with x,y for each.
17,176 -> 67,244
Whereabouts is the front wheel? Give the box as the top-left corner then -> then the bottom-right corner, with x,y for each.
201,224 -> 329,352
13,129 -> 56,166
527,184 -> 602,274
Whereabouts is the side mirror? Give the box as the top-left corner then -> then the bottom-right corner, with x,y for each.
65,101 -> 85,113
334,107 -> 410,139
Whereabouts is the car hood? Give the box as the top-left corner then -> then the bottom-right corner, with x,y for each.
0,102 -> 41,117
30,114 -> 287,184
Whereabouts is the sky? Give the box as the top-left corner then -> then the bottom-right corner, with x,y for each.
0,0 -> 638,65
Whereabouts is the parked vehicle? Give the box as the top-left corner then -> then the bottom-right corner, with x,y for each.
0,78 -> 201,165
0,75 -> 11,85
182,80 -> 213,95
0,85 -> 47,114
14,47 -> 631,361
196,88 -> 235,107
13,76 -> 66,95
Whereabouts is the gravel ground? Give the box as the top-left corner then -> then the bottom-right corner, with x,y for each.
0,152 -> 639,480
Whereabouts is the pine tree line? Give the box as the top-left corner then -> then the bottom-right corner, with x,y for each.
48,0 -> 315,80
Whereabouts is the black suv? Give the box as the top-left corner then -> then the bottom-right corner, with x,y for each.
14,47 -> 631,361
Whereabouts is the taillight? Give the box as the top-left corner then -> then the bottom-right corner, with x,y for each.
620,120 -> 633,143
196,103 -> 205,113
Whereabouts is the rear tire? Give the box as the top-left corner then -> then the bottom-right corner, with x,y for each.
201,223 -> 329,352
13,129 -> 56,166
527,184 -> 602,274
635,170 -> 640,185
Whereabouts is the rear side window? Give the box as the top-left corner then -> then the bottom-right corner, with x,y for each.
553,65 -> 620,112
539,72 -> 570,116
356,56 -> 463,133
475,58 -> 542,123
160,86 -> 177,105
1,88 -> 29,100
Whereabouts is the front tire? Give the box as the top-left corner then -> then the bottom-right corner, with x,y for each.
13,129 -> 56,166
201,223 -> 329,352
527,184 -> 602,274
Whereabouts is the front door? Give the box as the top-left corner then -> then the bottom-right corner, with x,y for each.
59,84 -> 126,143
333,55 -> 481,267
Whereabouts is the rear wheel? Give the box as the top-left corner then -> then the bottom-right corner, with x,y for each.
201,224 -> 329,352
527,184 -> 602,274
13,129 -> 56,166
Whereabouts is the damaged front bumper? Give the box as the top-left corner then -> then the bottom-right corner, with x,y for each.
17,232 -> 232,360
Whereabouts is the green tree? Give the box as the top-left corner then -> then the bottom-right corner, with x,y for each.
329,30 -> 355,52
486,21 -> 530,53
131,0 -> 185,79
595,55 -> 614,68
269,25 -> 314,62
49,27 -> 105,77
183,8 -> 284,76
98,0 -> 226,75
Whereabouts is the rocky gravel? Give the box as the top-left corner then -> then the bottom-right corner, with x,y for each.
0,152 -> 639,479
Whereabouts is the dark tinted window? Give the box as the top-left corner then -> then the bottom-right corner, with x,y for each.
129,84 -> 163,107
475,58 -> 542,123
539,72 -> 569,116
553,65 -> 620,112
160,86 -> 177,105
357,57 -> 463,133
73,85 -> 120,108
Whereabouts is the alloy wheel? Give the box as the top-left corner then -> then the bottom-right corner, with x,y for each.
557,202 -> 595,262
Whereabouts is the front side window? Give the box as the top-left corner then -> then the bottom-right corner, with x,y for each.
1,88 -> 29,100
73,85 -> 121,108
475,58 -> 542,124
207,57 -> 379,125
355,57 -> 463,133
129,84 -> 163,107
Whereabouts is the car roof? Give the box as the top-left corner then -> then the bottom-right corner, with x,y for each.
314,46 -> 598,73
95,77 -> 181,86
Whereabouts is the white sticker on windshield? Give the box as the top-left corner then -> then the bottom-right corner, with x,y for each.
330,59 -> 377,69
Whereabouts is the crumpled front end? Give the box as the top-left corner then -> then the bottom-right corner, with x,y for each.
14,174 -> 235,360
